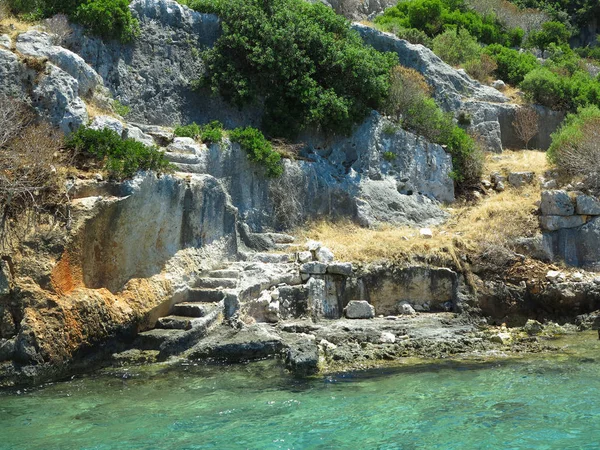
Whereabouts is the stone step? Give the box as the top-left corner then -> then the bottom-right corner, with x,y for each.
207,269 -> 240,279
240,252 -> 295,264
134,329 -> 185,351
156,315 -> 194,330
195,277 -> 238,289
172,302 -> 214,318
187,288 -> 225,303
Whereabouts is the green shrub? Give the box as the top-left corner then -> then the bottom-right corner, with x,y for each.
185,0 -> 397,138
7,0 -> 138,43
74,0 -> 139,42
520,67 -> 600,111
547,105 -> 600,163
66,126 -> 172,179
382,65 -> 480,187
113,99 -> 130,117
374,0 -> 521,46
199,120 -> 223,144
484,44 -> 540,85
383,151 -> 396,161
463,53 -> 497,82
174,122 -> 202,139
174,121 -> 224,143
547,106 -> 600,193
526,21 -> 571,52
386,26 -> 433,47
229,126 -> 283,177
433,28 -> 481,66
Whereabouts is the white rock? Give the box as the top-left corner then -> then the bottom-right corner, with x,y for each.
316,246 -> 334,263
399,302 -> 416,315
90,115 -> 124,136
124,125 -> 155,147
307,240 -> 322,252
297,251 -> 312,263
0,35 -> 10,49
546,270 -> 562,281
270,288 -> 280,301
420,228 -> 433,239
571,272 -> 584,282
379,332 -> 396,344
344,300 -> 375,319
492,79 -> 506,90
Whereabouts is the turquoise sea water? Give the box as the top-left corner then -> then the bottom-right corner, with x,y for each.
1,332 -> 600,450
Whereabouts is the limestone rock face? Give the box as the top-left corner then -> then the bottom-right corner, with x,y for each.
354,24 -> 507,110
345,300 -> 375,319
67,0 -> 259,128
544,216 -> 600,269
16,31 -> 102,97
33,65 -> 89,134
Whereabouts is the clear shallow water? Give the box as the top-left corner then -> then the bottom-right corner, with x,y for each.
1,333 -> 600,450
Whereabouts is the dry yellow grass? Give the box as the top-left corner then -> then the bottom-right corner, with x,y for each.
85,100 -> 116,120
0,16 -> 36,41
297,150 -> 548,264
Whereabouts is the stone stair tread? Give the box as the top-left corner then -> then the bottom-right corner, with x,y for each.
207,269 -> 240,279
240,252 -> 295,263
156,315 -> 194,330
187,288 -> 225,303
172,302 -> 215,317
134,328 -> 185,351
195,277 -> 238,289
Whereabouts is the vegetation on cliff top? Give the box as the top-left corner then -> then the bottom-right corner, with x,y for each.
183,0 -> 398,138
5,0 -> 138,41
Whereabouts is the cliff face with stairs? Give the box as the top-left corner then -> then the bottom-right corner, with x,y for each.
1,0 -> 594,386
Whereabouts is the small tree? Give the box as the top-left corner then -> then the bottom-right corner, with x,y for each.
512,106 -> 539,149
383,65 -> 431,123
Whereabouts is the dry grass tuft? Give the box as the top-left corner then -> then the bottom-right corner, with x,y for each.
0,16 -> 36,39
297,151 -> 548,264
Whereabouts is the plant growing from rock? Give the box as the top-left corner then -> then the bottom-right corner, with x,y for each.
185,0 -> 397,138
66,126 -> 172,179
43,13 -> 71,45
548,106 -> 600,193
229,126 -> 283,177
464,53 -> 498,82
512,106 -> 539,149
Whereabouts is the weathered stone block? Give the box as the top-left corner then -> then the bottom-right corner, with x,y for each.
540,190 -> 574,216
344,300 -> 375,319
300,262 -> 327,275
576,194 -> 600,215
327,262 -> 353,277
508,172 -> 534,188
540,215 -> 586,231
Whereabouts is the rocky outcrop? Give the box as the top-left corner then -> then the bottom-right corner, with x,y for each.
320,0 -> 397,20
66,0 -> 260,128
534,190 -> 600,269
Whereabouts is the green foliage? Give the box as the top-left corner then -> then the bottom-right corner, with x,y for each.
526,21 -> 571,52
547,105 -> 600,163
229,127 -> 283,177
66,126 -> 172,179
520,67 -> 600,111
174,120 -> 224,144
185,0 -> 397,138
382,151 -> 396,161
387,27 -> 433,47
374,0 -> 522,47
432,28 -> 481,66
513,0 -> 600,29
382,65 -> 481,186
484,44 -> 540,85
112,99 -> 130,117
7,0 -> 138,42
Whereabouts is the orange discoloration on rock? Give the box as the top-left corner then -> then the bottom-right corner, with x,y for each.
51,251 -> 84,295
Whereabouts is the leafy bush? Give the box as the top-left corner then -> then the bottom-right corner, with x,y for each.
433,28 -> 481,66
174,122 -> 202,139
382,151 -> 396,161
7,0 -> 138,42
229,127 -> 283,177
526,21 -> 571,52
520,67 -> 600,111
174,120 -> 224,144
547,106 -> 600,193
387,26 -> 433,47
382,65 -> 481,186
548,105 -> 600,163
74,0 -> 138,42
484,44 -> 540,84
112,99 -> 130,117
66,126 -> 172,179
375,0 -> 522,46
185,0 -> 397,138
464,53 -> 497,82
